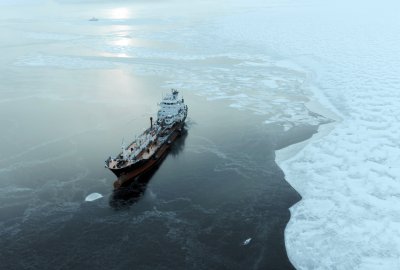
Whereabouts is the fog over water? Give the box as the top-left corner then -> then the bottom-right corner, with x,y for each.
3,0 -> 399,269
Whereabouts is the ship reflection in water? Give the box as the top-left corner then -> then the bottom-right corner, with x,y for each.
109,129 -> 188,209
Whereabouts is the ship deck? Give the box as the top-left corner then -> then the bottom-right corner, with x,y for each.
139,142 -> 159,159
107,123 -> 181,170
107,142 -> 160,169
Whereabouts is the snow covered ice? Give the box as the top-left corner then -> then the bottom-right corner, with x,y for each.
267,1 -> 400,269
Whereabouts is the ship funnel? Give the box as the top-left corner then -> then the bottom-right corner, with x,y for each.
150,117 -> 153,129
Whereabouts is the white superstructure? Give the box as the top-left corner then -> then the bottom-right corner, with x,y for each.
157,89 -> 188,126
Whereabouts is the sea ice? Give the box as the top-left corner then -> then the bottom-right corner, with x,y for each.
189,0 -> 400,268
26,32 -> 83,41
85,193 -> 103,202
260,1 -> 400,269
15,55 -> 115,69
262,79 -> 278,89
243,238 -> 252,245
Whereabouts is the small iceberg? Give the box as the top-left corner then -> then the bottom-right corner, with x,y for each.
85,192 -> 103,202
243,238 -> 252,245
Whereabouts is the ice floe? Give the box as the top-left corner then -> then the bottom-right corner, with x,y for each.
85,193 -> 103,202
242,238 -> 252,245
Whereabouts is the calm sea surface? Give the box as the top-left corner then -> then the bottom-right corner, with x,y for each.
0,1 -> 320,269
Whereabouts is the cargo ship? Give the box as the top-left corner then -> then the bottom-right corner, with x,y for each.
105,89 -> 188,188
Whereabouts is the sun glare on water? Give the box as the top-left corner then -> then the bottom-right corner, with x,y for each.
110,7 -> 131,19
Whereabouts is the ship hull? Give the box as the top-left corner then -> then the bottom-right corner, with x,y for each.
111,123 -> 184,189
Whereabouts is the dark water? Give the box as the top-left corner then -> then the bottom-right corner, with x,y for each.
0,2 -> 321,268
0,78 -> 318,269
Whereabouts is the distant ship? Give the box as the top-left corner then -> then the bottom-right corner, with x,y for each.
89,17 -> 99,21
105,89 -> 188,188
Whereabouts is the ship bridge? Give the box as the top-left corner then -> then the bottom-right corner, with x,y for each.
157,89 -> 187,125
